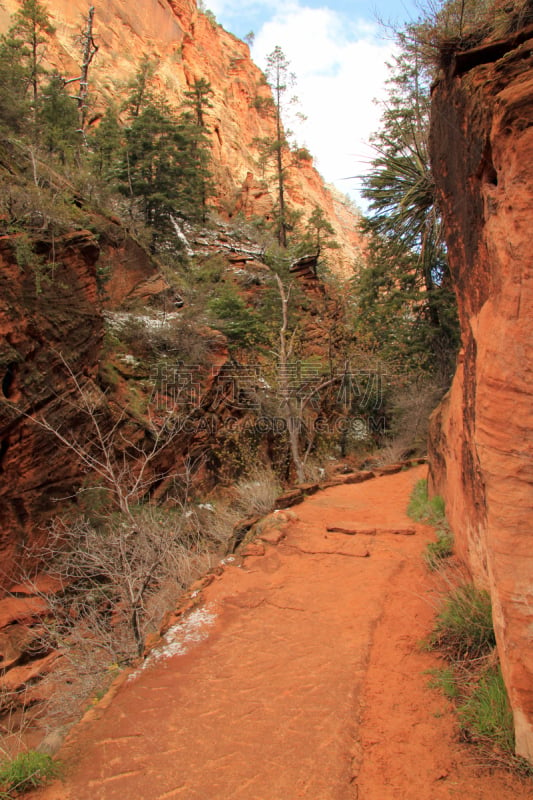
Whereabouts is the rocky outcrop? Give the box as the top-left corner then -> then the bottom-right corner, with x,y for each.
0,231 -> 103,571
0,0 -> 364,276
429,29 -> 533,762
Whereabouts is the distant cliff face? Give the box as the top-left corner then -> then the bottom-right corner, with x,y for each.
429,27 -> 533,763
0,0 -> 363,275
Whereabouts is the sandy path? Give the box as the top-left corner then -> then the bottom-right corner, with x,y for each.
30,466 -> 531,800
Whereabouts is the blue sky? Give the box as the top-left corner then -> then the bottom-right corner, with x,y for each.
206,0 -> 423,208
213,0 -> 421,41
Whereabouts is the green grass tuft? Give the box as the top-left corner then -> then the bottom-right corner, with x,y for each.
430,582 -> 495,661
427,666 -> 460,699
408,479 -> 453,568
0,751 -> 60,796
458,664 -> 515,753
407,479 -> 446,526
424,530 -> 454,570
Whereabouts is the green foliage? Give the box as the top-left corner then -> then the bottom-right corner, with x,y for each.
0,0 -> 56,134
117,84 -> 213,244
203,9 -> 218,27
12,233 -> 53,294
251,94 -> 275,115
125,55 -> 157,118
192,254 -> 225,284
7,0 -> 55,117
458,664 -> 515,753
424,530 -> 454,571
89,106 -> 122,180
183,78 -> 214,128
208,285 -> 267,348
37,74 -> 79,161
297,206 -> 338,259
427,666 -> 460,699
430,583 -> 495,661
358,30 -> 459,380
0,751 -> 59,796
292,145 -> 312,163
0,36 -> 30,131
407,479 -> 446,525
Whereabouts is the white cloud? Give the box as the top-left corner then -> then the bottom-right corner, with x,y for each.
250,3 -> 395,207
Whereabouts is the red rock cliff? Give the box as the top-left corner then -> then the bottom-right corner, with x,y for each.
429,28 -> 533,762
0,0 -> 363,275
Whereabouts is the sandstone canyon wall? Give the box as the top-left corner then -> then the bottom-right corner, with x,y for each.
429,28 -> 533,762
0,0 -> 363,275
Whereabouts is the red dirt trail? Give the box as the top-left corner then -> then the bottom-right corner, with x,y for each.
30,466 -> 531,800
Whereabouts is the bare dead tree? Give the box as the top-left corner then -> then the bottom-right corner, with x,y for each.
78,6 -> 98,131
62,7 -> 98,133
12,354 -> 182,525
274,274 -> 342,482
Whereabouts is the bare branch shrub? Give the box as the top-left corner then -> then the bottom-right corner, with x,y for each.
1,354 -> 230,735
374,375 -> 445,464
33,503 -> 217,662
233,466 -> 281,517
0,687 -> 34,760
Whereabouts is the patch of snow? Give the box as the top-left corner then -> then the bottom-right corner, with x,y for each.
219,556 -> 235,565
104,311 -> 182,331
120,354 -> 139,366
198,503 -> 215,512
171,216 -> 194,256
129,605 -> 216,680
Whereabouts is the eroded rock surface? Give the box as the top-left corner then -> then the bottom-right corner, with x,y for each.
429,28 -> 533,762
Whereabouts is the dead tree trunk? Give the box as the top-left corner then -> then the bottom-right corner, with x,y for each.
78,6 -> 98,132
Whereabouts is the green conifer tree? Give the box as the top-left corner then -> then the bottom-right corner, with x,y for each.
357,32 -> 459,379
38,74 -> 79,162
254,47 -> 304,248
89,106 -> 122,180
9,0 -> 55,111
183,78 -> 214,128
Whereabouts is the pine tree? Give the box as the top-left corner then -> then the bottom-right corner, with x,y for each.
265,46 -> 292,247
0,0 -> 55,134
126,55 -> 156,118
255,46 -> 304,248
358,31 -> 459,379
304,207 -> 337,258
89,106 -> 122,180
38,73 -> 79,162
0,34 -> 29,131
183,78 -> 213,128
9,0 -> 55,112
175,110 -> 214,222
119,99 -> 183,246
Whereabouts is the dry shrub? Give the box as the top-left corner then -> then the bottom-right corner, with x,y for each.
374,375 -> 446,464
0,687 -> 34,761
32,504 -> 215,664
233,466 -> 281,518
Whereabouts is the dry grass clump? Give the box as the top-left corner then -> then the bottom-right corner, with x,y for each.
233,466 -> 281,518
